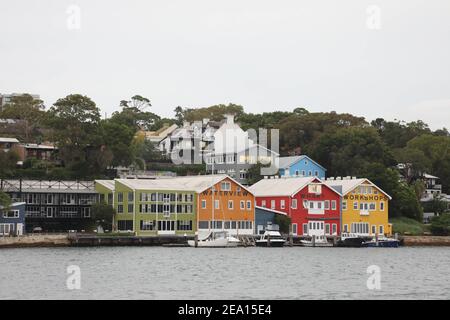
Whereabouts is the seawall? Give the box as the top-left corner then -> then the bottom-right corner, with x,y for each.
401,236 -> 450,246
0,235 -> 70,248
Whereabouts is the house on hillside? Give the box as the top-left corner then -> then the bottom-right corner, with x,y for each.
278,155 -> 326,179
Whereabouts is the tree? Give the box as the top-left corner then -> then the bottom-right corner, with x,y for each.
0,151 -> 19,177
45,94 -> 105,175
430,213 -> 450,236
247,163 -> 266,185
0,94 -> 45,141
274,214 -> 291,234
423,195 -> 448,216
91,203 -> 115,230
395,148 -> 431,182
0,192 -> 11,208
174,106 -> 185,125
120,95 -> 151,110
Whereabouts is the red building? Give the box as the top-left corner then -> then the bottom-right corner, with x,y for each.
249,177 -> 342,237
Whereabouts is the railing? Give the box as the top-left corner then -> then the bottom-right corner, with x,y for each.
0,179 -> 96,192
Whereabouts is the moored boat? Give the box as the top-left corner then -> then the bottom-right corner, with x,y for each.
255,230 -> 286,247
336,233 -> 367,248
188,231 -> 240,248
300,235 -> 333,247
362,235 -> 400,248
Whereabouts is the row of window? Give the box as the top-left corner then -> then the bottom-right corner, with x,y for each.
343,223 -> 385,235
343,201 -> 385,211
2,210 -> 19,218
24,206 -> 91,218
201,199 -> 252,210
13,193 -> 96,205
351,186 -> 379,195
139,220 -> 194,231
293,170 -> 321,177
198,220 -> 253,230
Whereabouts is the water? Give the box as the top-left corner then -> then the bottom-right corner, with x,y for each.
0,247 -> 449,300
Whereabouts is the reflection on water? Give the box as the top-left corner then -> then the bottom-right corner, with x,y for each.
1,247 -> 449,300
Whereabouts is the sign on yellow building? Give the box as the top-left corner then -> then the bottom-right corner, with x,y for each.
325,178 -> 392,236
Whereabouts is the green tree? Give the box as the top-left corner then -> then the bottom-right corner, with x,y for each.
0,151 -> 19,177
91,203 -> 115,230
430,213 -> 450,236
0,192 -> 11,208
274,214 -> 291,234
45,94 -> 104,175
0,94 -> 45,141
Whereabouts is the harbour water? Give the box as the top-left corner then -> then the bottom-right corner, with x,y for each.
1,247 -> 449,300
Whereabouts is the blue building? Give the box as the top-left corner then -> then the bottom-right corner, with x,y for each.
278,155 -> 326,179
255,206 -> 287,235
0,202 -> 26,236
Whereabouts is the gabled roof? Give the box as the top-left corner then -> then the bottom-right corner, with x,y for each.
278,155 -> 326,171
95,180 -> 115,191
324,178 -> 392,200
115,175 -> 253,194
249,176 -> 322,197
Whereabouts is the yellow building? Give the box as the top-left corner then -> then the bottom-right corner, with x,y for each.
325,178 -> 392,236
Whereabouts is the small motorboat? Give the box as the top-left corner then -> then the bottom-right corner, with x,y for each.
362,235 -> 400,248
188,231 -> 240,248
255,230 -> 286,247
300,235 -> 333,247
336,233 -> 367,248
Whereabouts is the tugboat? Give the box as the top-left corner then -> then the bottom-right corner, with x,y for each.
362,235 -> 400,248
255,229 -> 286,247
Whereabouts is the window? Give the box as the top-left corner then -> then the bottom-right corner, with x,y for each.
317,202 -> 322,209
308,184 -> 322,194
177,220 -> 193,231
281,200 -> 285,209
343,224 -> 348,233
117,192 -> 123,203
117,205 -> 124,214
332,224 -> 337,235
271,200 -> 275,209
3,210 -> 19,218
240,200 -> 245,210
372,225 -> 376,234
301,170 -> 306,176
379,225 -> 384,235
292,199 -> 297,209
292,223 -> 298,235
228,200 -> 234,210
331,200 -> 337,210
302,223 -> 308,235
128,204 -> 134,213
309,202 -> 314,209
325,224 -> 330,234
308,171 -> 312,176
128,192 -> 134,202
353,202 -> 358,210
369,203 -> 376,211
199,221 -> 209,229
221,182 -> 231,191
247,200 -> 251,210
380,202 -> 385,211
261,200 -> 266,208
324,200 -> 330,210
117,220 -> 133,231
295,170 -> 299,176
236,187 -> 241,193
342,201 -> 347,210
314,171 -> 319,177
140,220 -> 155,231
201,200 -> 207,209
214,200 -> 220,209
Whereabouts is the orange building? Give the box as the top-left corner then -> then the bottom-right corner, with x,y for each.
197,176 -> 255,235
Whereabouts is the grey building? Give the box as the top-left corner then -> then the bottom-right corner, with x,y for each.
0,180 -> 97,232
0,202 -> 26,236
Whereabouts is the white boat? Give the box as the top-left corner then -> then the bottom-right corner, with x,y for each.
300,235 -> 333,247
255,230 -> 286,247
188,231 -> 239,248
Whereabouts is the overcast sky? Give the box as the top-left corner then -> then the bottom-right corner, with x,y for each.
1,0 -> 449,129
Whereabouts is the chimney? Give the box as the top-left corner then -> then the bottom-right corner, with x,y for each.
225,114 -> 235,125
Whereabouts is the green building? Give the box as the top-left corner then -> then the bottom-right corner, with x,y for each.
95,179 -> 196,236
